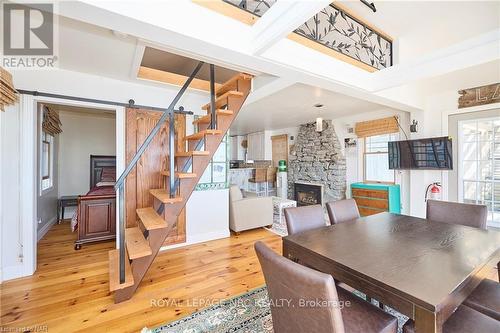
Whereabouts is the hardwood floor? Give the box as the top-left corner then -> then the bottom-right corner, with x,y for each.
0,222 -> 282,332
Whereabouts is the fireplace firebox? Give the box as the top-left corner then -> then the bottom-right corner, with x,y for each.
294,182 -> 324,207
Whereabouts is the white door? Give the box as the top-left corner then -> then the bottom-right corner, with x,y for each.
458,117 -> 500,228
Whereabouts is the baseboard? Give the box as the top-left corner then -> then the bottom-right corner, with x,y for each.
37,216 -> 57,242
2,264 -> 25,281
159,229 -> 230,252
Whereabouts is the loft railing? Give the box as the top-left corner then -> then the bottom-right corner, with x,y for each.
221,0 -> 392,71
114,60 -> 219,283
294,3 -> 392,70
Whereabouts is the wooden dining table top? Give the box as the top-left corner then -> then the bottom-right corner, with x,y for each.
283,212 -> 500,312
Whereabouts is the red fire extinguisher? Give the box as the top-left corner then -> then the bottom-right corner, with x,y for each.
425,182 -> 441,201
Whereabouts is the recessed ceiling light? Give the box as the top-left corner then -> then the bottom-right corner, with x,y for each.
314,103 -> 324,108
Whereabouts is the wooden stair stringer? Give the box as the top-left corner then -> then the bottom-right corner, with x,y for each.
114,222 -> 173,303
113,75 -> 251,303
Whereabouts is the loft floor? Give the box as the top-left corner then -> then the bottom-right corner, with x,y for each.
0,222 -> 281,332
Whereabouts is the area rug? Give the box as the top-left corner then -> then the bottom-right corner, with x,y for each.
143,286 -> 408,333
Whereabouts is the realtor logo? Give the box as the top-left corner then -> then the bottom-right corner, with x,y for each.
2,2 -> 57,68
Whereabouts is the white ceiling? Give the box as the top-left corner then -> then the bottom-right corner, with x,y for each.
58,16 -> 138,82
52,4 -> 499,137
410,59 -> 500,95
231,83 -> 399,135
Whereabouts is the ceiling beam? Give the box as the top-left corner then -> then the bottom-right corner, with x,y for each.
250,0 -> 331,55
245,76 -> 296,105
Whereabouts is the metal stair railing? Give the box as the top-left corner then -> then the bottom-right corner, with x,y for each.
114,61 -> 204,284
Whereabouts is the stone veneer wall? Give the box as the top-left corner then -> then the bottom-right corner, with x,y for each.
288,120 -> 346,202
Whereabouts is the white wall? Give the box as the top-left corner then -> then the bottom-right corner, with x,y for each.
333,109 -> 411,214
263,110 -> 411,213
58,111 -> 116,197
182,189 -> 230,248
1,103 -> 23,280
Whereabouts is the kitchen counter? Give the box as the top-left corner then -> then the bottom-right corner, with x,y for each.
229,168 -> 254,190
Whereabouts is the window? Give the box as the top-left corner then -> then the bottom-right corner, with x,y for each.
196,135 -> 228,190
459,118 -> 500,228
364,133 -> 398,183
40,131 -> 54,191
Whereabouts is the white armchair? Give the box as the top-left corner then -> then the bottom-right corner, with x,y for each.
229,185 -> 273,233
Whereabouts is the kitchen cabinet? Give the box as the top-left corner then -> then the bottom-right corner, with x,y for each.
247,132 -> 265,160
230,135 -> 247,160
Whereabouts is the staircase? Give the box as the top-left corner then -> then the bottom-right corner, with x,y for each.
108,62 -> 252,302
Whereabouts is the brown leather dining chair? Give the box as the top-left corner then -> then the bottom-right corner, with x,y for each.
463,277 -> 500,321
284,204 -> 325,236
426,199 -> 488,229
326,199 -> 360,224
427,199 -> 499,322
255,241 -> 398,333
402,304 -> 500,333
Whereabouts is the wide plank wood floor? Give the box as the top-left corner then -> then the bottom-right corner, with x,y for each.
1,222 -> 281,332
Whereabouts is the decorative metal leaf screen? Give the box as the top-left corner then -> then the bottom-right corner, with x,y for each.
223,0 -> 276,17
222,1 -> 392,70
294,4 -> 392,70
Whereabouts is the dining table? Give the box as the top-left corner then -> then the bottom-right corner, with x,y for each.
282,212 -> 500,333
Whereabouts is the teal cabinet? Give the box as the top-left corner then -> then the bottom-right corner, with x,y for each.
351,183 -> 401,216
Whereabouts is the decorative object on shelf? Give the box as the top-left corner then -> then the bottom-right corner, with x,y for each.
278,160 -> 287,172
293,3 -> 392,70
42,105 -> 63,135
0,66 -> 18,111
458,82 -> 500,109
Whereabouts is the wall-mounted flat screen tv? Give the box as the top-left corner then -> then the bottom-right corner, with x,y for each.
388,136 -> 453,170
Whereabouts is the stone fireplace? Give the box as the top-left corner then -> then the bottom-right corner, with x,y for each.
288,120 -> 346,203
294,182 -> 324,206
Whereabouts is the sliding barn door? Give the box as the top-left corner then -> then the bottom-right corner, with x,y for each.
125,108 -> 186,245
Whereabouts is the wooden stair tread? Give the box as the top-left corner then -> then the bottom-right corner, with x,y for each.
136,207 -> 167,230
150,189 -> 183,204
202,91 -> 243,110
175,150 -> 210,157
125,227 -> 152,260
216,73 -> 252,96
160,171 -> 197,179
109,249 -> 134,291
193,110 -> 234,125
184,129 -> 223,141
112,72 -> 252,303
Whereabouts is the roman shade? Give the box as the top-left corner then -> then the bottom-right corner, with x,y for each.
355,116 -> 399,137
0,66 -> 18,111
42,105 -> 63,135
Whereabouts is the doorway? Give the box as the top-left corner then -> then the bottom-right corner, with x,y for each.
458,116 -> 500,228
36,102 -> 118,253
